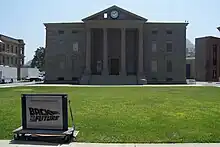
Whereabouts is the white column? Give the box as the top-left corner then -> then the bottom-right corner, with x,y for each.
85,28 -> 91,74
120,28 -> 126,75
102,28 -> 108,75
138,26 -> 144,75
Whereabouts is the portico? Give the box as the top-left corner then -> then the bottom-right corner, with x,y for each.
84,24 -> 144,77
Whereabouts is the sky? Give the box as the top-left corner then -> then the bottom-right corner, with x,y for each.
0,0 -> 220,63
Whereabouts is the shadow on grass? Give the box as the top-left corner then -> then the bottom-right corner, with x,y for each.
9,138 -> 73,146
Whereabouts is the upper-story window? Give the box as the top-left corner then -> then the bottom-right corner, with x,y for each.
152,29 -> 158,35
166,41 -> 173,52
15,47 -> 18,54
2,44 -> 5,51
166,29 -> 172,35
152,41 -> 157,52
58,30 -> 64,35
15,58 -> 17,64
213,44 -> 217,66
73,42 -> 79,52
11,45 -> 13,53
103,13 -> 108,19
7,44 -> 9,49
6,56 -> 9,65
72,30 -> 78,34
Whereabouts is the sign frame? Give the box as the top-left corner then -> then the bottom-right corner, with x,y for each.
21,94 -> 68,131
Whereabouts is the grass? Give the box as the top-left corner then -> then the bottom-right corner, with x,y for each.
0,86 -> 220,143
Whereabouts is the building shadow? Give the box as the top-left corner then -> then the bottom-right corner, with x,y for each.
9,139 -> 68,146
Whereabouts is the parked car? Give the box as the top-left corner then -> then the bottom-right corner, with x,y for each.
25,75 -> 45,82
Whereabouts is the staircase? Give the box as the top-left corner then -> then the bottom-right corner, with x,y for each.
137,75 -> 147,85
90,75 -> 137,85
80,75 -> 91,85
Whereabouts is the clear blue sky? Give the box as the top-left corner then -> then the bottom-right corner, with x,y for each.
0,0 -> 220,63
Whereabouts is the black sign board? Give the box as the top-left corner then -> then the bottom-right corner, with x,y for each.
21,94 -> 68,131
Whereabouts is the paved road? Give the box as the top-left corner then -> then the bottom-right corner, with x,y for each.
0,141 -> 219,147
1,81 -> 220,88
0,81 -> 43,88
26,82 -> 217,87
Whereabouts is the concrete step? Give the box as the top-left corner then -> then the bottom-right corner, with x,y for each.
90,75 -> 137,85
80,75 -> 90,85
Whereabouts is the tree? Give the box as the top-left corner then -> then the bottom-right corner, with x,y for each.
31,47 -> 45,71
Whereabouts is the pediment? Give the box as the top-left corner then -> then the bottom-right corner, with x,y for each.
82,5 -> 147,22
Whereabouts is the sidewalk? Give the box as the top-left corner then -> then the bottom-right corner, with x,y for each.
0,141 -> 219,147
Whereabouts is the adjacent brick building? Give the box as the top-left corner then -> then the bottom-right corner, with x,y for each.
0,34 -> 25,79
195,36 -> 220,82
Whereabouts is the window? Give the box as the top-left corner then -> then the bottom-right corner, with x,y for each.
6,44 -> 9,52
152,41 -> 157,52
152,29 -> 158,35
151,60 -> 157,72
58,30 -> 64,35
213,59 -> 217,66
11,45 -> 13,53
15,47 -> 18,54
152,78 -> 158,81
20,48 -> 24,54
213,44 -> 217,50
15,58 -> 17,64
60,61 -> 64,69
0,44 -> 1,51
72,30 -> 78,34
213,44 -> 217,66
2,44 -> 5,51
166,41 -> 173,52
166,78 -> 173,81
166,30 -> 172,35
103,13 -> 108,19
213,70 -> 217,79
59,40 -> 64,44
167,60 -> 172,72
73,42 -> 78,52
11,57 -> 14,64
2,56 -> 5,64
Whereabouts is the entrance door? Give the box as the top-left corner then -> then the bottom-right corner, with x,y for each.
110,58 -> 119,75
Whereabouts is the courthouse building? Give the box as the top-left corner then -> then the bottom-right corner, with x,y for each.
44,5 -> 188,84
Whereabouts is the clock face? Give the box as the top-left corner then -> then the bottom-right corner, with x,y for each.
110,10 -> 119,19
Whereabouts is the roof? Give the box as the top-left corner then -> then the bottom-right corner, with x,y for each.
147,21 -> 189,25
196,36 -> 220,40
0,34 -> 24,44
82,5 -> 148,22
44,22 -> 84,27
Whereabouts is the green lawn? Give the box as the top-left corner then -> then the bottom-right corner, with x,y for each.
0,86 -> 220,143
